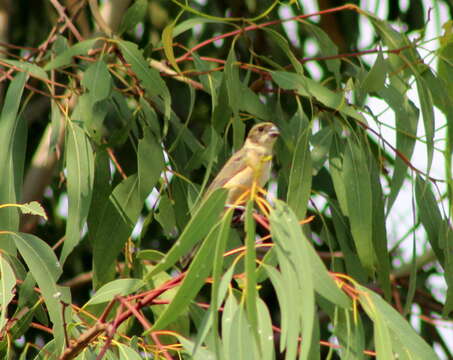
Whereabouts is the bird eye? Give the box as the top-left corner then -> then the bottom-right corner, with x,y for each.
258,126 -> 264,132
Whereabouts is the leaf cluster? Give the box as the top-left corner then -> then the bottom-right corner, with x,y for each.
0,1 -> 452,359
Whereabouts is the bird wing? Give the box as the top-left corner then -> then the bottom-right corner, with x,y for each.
204,147 -> 249,195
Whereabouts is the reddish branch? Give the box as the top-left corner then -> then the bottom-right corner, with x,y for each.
356,121 -> 443,183
0,0 -> 86,84
175,4 -> 359,64
60,322 -> 108,360
17,254 -> 445,360
60,273 -> 184,360
49,0 -> 84,42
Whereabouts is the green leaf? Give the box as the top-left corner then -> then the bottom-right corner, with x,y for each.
330,201 -> 367,283
91,174 -> 140,287
415,77 -> 435,173
84,279 -> 145,306
216,263 -> 236,310
357,285 -> 438,359
438,31 -> 453,97
92,130 -> 164,287
138,128 -> 165,199
118,40 -> 171,122
360,50 -> 387,94
256,298 -> 275,360
16,201 -> 47,220
117,0 -> 148,35
272,71 -> 367,123
171,17 -> 224,39
329,134 -> 349,216
270,200 -> 315,359
0,72 -> 27,253
192,53 -> 219,98
369,156 -> 391,300
264,28 -> 303,74
227,303 -> 257,360
210,209 -> 234,358
12,233 -> 71,354
87,149 -> 111,244
287,115 -> 312,219
52,35 -> 69,55
1,59 -> 48,80
17,273 -> 37,309
378,85 -> 419,213
306,241 -> 352,308
244,201 -> 259,346
33,339 -> 57,360
146,188 -> 227,278
145,271 -> 190,339
162,17 -> 182,74
0,255 -> 16,330
365,11 -> 414,90
366,11 -> 434,176
415,176 -> 443,263
342,136 -> 374,272
225,45 -> 241,120
72,60 -> 113,143
139,97 -> 161,138
148,223 -> 221,332
136,249 -> 165,263
44,39 -> 98,70
332,309 -> 365,359
154,194 -> 177,237
116,343 -> 143,360
210,76 -> 232,131
61,122 -> 94,265
49,100 -> 62,153
301,21 -> 340,83
440,222 -> 453,315
238,86 -> 271,121
81,60 -> 112,102
176,334 -> 216,360
368,302 -> 394,359
222,293 -> 239,359
311,126 -> 333,174
420,67 -> 453,219
264,265 -> 293,353
170,177 -> 192,229
231,117 -> 245,152
9,297 -> 41,342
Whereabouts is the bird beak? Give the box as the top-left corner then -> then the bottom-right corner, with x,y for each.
269,125 -> 280,138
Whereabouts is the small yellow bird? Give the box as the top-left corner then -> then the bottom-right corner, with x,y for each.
181,122 -> 279,268
204,122 -> 280,206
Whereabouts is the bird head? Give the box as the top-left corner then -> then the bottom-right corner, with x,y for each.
246,122 -> 280,148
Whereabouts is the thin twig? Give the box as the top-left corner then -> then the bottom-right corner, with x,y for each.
49,0 -> 83,42
116,296 -> 151,330
151,332 -> 174,360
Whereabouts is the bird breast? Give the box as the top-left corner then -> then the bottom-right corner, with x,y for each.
258,157 -> 272,186
222,147 -> 273,205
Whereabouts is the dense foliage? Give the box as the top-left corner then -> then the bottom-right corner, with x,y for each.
0,0 -> 452,359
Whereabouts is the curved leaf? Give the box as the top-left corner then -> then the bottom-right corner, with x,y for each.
84,278 -> 145,306
0,255 -> 16,330
44,39 -> 98,70
342,136 -> 374,272
0,72 -> 27,253
61,122 -> 94,265
12,233 -> 70,354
